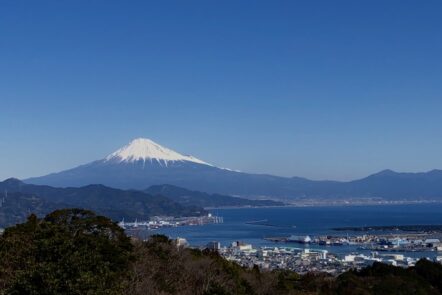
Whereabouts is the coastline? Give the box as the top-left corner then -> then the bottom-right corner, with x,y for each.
204,199 -> 442,210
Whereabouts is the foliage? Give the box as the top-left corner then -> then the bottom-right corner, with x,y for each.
414,259 -> 442,293
0,209 -> 133,295
332,262 -> 441,295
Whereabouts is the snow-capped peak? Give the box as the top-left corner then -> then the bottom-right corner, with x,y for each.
105,138 -> 211,166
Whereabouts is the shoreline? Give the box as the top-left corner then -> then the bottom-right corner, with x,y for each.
205,200 -> 442,210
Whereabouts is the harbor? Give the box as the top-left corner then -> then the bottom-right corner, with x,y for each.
118,213 -> 223,230
149,205 -> 442,263
264,232 -> 442,253
201,239 -> 442,275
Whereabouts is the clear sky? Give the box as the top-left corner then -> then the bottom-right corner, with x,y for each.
1,1 -> 442,181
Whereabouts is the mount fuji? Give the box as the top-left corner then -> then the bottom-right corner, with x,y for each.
24,138 -> 442,200
104,138 -> 211,167
25,138 -> 313,197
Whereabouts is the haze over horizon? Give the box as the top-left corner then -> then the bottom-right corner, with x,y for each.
1,1 -> 442,181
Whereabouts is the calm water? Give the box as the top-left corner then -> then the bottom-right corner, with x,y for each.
147,204 -> 442,258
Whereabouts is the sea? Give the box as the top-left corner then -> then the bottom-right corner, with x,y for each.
135,203 -> 442,259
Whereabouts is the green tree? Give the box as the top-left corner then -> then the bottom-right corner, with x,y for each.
414,259 -> 442,293
0,209 -> 133,295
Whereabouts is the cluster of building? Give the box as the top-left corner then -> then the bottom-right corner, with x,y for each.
118,213 -> 223,230
266,233 -> 442,252
204,240 -> 442,275
360,236 -> 442,252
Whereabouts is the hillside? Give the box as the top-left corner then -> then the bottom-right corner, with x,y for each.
145,184 -> 285,208
0,178 -> 205,227
0,192 -> 63,227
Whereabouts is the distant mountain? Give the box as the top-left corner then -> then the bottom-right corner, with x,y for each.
0,178 -> 205,227
24,138 -> 442,200
343,169 -> 442,199
0,192 -> 62,227
145,184 -> 285,208
24,138 -> 335,197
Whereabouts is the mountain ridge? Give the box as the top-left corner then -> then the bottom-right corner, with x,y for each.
145,184 -> 285,208
0,178 -> 206,227
23,138 -> 442,200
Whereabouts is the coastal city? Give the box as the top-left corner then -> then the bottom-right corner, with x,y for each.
213,239 -> 442,275
124,214 -> 442,275
173,234 -> 442,275
3,212 -> 441,276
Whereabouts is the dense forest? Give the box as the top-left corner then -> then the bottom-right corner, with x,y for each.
1,209 -> 442,295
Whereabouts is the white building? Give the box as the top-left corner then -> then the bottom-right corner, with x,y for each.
344,255 -> 356,262
231,241 -> 253,251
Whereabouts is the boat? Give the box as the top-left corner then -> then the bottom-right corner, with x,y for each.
287,235 -> 312,244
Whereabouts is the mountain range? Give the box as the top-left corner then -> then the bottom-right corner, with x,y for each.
24,138 -> 442,200
0,178 -> 205,227
0,178 -> 283,227
145,184 -> 284,207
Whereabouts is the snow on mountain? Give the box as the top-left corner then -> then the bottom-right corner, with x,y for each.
22,137 -> 442,199
104,138 -> 211,166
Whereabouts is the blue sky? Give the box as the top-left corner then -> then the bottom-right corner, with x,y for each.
1,1 -> 442,181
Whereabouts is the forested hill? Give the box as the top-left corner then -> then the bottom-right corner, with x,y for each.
0,192 -> 63,227
145,184 -> 285,208
0,179 -> 205,227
